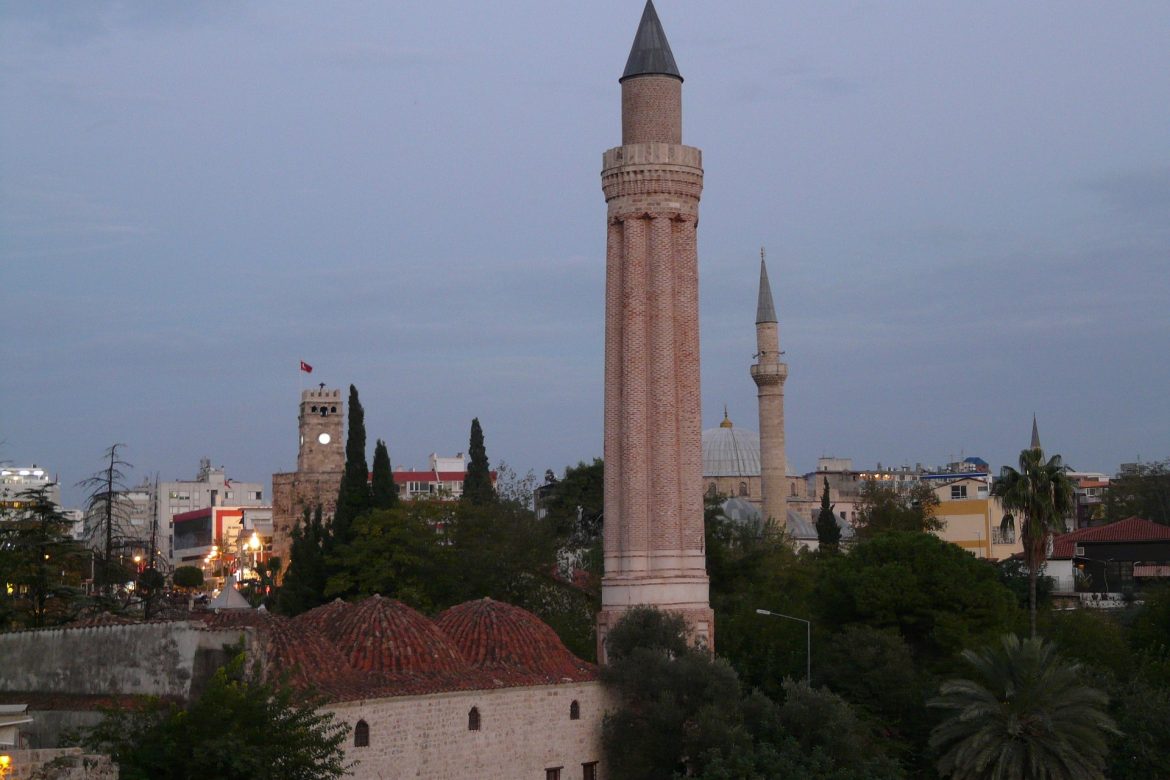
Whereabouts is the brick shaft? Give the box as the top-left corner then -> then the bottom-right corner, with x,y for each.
599,73 -> 712,661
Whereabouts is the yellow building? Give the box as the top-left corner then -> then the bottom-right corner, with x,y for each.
929,476 -> 1023,561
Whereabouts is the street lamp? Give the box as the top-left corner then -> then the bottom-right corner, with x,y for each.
755,608 -> 811,685
0,754 -> 11,778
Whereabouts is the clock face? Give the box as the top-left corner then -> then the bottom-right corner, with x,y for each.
317,433 -> 332,445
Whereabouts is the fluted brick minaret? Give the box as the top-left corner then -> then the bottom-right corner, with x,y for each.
751,251 -> 788,530
598,0 -> 713,661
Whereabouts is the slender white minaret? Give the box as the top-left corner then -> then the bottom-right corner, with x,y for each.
598,0 -> 713,661
751,250 -> 788,530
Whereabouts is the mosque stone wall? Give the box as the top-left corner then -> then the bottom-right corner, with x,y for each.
329,681 -> 609,780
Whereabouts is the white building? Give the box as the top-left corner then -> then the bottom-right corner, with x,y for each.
0,465 -> 61,514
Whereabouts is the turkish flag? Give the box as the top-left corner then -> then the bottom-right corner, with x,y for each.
300,361 -> 313,373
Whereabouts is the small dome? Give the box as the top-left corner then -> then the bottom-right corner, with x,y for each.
292,598 -> 350,636
437,598 -> 595,682
317,595 -> 469,675
702,415 -> 761,477
720,496 -> 762,525
204,610 -> 363,696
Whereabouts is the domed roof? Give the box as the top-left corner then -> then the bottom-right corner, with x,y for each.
437,598 -> 595,682
316,595 -> 469,675
204,609 -> 364,696
702,411 -> 760,477
291,597 -> 350,636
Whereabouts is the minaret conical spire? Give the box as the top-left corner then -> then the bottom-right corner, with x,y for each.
1030,414 -> 1042,451
756,248 -> 777,325
621,0 -> 682,82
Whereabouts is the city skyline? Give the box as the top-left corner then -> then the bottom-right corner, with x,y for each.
3,1 -> 1168,507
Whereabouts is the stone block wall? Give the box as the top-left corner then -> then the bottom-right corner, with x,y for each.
328,681 -> 609,780
0,622 -> 251,701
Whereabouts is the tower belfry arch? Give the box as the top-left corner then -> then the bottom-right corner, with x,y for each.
598,0 -> 714,661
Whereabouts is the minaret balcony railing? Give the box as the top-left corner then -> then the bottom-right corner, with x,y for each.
751,363 -> 787,386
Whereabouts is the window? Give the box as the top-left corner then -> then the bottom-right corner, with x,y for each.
545,769 -> 562,780
706,482 -> 717,497
951,484 -> 968,500
738,481 -> 748,497
354,719 -> 369,748
569,700 -> 580,720
468,706 -> 480,731
583,762 -> 598,780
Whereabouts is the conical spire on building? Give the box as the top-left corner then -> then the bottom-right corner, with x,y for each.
1031,414 -> 1042,450
756,248 -> 777,325
621,0 -> 682,82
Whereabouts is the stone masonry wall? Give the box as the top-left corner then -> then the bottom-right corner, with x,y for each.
0,622 -> 251,700
328,681 -> 609,780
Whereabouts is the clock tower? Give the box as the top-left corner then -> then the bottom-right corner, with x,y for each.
297,386 -> 345,473
272,385 -> 346,567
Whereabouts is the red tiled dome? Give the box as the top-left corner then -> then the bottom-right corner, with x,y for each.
291,598 -> 350,636
202,609 -> 365,696
437,598 -> 596,682
318,595 -> 469,675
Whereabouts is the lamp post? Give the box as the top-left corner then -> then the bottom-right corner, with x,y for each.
756,608 -> 811,685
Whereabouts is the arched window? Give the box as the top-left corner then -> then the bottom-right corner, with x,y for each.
569,700 -> 580,720
354,719 -> 369,748
468,706 -> 481,731
706,482 -> 717,497
739,481 -> 749,497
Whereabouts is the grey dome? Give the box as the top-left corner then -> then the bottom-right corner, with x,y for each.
702,414 -> 760,477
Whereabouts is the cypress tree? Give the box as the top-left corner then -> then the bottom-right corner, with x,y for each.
816,476 -> 841,551
277,505 -> 327,615
371,438 -> 398,510
331,384 -> 371,548
462,417 -> 495,505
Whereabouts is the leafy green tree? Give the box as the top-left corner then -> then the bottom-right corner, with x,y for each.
929,634 -> 1119,780
1106,654 -> 1170,779
81,654 -> 350,780
330,385 -> 370,549
541,459 -> 603,541
462,417 -> 495,505
601,607 -> 745,780
1103,458 -> 1170,525
996,558 -> 1053,611
276,506 -> 328,616
0,487 -> 87,628
325,501 -> 452,611
172,565 -> 204,590
815,476 -> 841,551
370,438 -> 398,510
993,446 -> 1075,637
854,480 -> 941,539
816,532 -> 1020,667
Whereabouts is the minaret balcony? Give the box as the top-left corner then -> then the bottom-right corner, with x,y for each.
751,363 -> 787,386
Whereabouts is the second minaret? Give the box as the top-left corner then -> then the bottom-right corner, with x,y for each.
752,253 -> 788,530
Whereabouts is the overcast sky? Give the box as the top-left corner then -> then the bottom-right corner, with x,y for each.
3,1 -> 1168,507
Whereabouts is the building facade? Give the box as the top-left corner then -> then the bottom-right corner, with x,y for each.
598,0 -> 713,658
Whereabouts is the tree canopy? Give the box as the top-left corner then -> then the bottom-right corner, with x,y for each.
462,417 -> 495,505
81,654 -> 350,780
815,476 -> 841,550
854,480 -> 941,539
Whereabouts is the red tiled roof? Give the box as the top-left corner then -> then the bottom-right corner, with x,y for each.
1050,517 -> 1170,559
437,598 -> 596,683
314,595 -> 468,676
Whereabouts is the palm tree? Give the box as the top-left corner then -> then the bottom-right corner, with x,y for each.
929,635 -> 1119,780
993,444 -> 1074,637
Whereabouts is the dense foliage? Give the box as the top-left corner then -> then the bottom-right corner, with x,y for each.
1103,458 -> 1170,525
929,635 -> 1118,780
0,487 -> 88,628
81,654 -> 350,780
814,476 -> 840,550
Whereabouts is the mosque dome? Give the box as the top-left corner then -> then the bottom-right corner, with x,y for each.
437,598 -> 595,682
313,595 -> 469,675
701,410 -> 761,477
206,609 -> 364,696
